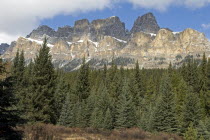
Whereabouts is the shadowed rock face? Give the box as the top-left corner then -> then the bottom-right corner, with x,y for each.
26,25 -> 56,39
0,43 -> 9,55
2,13 -> 210,71
90,16 -> 126,41
131,13 -> 160,34
27,17 -> 127,41
56,26 -> 73,37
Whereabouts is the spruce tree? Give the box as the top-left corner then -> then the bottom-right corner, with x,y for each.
90,107 -> 103,128
58,92 -> 74,127
206,58 -> 210,116
76,57 -> 90,101
152,74 -> 179,133
131,61 -> 144,105
74,101 -> 88,127
115,79 -> 136,128
184,123 -> 198,140
197,120 -> 210,139
28,38 -> 56,123
54,72 -> 69,123
103,108 -> 113,129
0,59 -> 21,140
182,92 -> 201,131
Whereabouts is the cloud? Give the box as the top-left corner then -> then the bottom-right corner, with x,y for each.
127,0 -> 210,11
0,0 -> 210,44
0,0 -> 116,43
201,24 -> 210,29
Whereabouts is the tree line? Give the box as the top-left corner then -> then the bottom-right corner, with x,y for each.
1,39 -> 210,140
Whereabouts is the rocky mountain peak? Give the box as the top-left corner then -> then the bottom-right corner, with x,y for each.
73,19 -> 90,35
26,25 -> 56,39
131,12 -> 160,34
90,16 -> 126,41
56,26 -> 73,37
0,43 -> 9,55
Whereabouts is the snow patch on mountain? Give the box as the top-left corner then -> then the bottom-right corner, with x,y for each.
112,37 -> 127,43
25,38 -> 54,47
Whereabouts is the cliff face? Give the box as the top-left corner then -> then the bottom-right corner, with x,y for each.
131,13 -> 160,34
2,13 -> 210,71
0,43 -> 9,55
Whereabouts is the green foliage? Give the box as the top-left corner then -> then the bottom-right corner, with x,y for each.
54,72 -> 69,122
0,59 -> 21,140
6,43 -> 210,139
103,108 -> 113,129
182,92 -> 202,131
27,38 -> 56,123
115,79 -> 136,128
76,57 -> 90,101
184,123 -> 198,140
58,92 -> 74,127
152,74 -> 179,133
90,107 -> 103,128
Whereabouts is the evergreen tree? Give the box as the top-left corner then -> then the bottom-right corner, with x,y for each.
28,38 -> 56,123
200,53 -> 207,92
0,59 -> 21,140
132,61 -> 144,103
115,79 -> 136,128
185,59 -> 200,93
12,50 -> 19,76
103,108 -> 113,129
11,50 -> 26,121
54,72 -> 69,123
76,57 -> 90,101
184,123 -> 198,140
74,101 -> 88,127
90,107 -> 103,128
152,74 -> 179,133
182,92 -> 202,131
197,120 -> 210,139
58,92 -> 74,127
206,58 -> 210,116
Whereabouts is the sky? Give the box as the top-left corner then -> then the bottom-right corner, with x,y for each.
1,0 -> 210,44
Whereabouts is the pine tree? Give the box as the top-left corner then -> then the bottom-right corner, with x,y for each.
74,101 -> 88,127
200,53 -> 207,92
28,38 -> 56,123
206,58 -> 210,116
152,74 -> 179,133
197,120 -> 210,139
12,50 -> 19,76
182,92 -> 202,131
0,59 -> 21,140
103,108 -> 113,129
132,61 -> 144,104
90,107 -> 103,128
76,57 -> 90,101
115,79 -> 136,128
185,59 -> 200,93
54,72 -> 69,123
184,123 -> 198,140
58,92 -> 74,127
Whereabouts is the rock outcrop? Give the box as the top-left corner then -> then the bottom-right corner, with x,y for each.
0,43 -> 9,55
26,25 -> 56,39
2,13 -> 210,71
131,12 -> 160,34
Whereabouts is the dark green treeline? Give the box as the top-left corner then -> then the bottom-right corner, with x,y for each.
1,39 -> 210,139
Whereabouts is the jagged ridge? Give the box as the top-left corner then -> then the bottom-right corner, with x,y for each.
1,13 -> 210,71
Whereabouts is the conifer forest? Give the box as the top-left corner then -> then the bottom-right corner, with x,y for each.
1,39 -> 210,140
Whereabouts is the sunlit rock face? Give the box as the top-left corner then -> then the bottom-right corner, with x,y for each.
2,13 -> 210,71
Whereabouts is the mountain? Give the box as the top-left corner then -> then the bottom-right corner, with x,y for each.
131,12 -> 160,34
0,43 -> 9,55
2,13 -> 210,71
